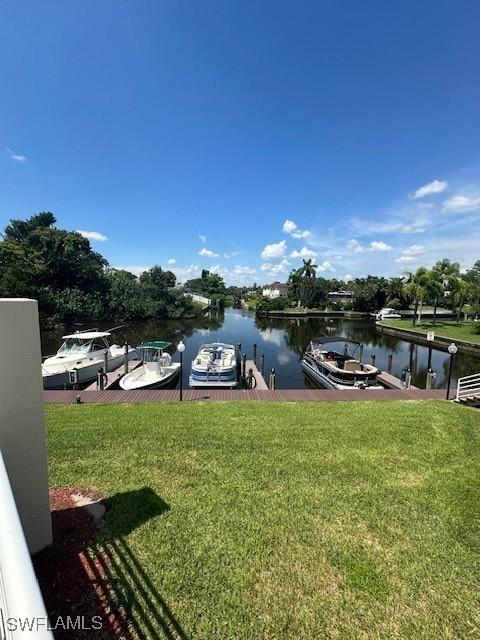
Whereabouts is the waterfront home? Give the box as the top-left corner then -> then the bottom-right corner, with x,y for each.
262,282 -> 289,298
327,290 -> 355,305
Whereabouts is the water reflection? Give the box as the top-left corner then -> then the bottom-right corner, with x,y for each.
40,309 -> 480,390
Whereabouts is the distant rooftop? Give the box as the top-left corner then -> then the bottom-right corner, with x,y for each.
263,282 -> 289,290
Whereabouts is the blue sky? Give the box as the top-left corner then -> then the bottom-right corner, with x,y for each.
1,1 -> 480,284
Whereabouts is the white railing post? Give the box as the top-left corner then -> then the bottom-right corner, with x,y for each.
455,372 -> 480,401
0,451 -> 54,639
0,299 -> 52,553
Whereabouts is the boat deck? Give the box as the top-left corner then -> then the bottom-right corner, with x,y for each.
84,360 -> 142,390
44,388 -> 445,403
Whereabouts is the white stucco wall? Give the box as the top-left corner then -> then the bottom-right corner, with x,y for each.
0,299 -> 52,553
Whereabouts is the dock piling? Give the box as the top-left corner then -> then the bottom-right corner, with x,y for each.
370,353 -> 376,366
124,343 -> 129,374
387,353 -> 392,374
260,354 -> 265,378
253,343 -> 257,365
426,368 -> 435,389
242,353 -> 247,380
359,344 -> 364,361
269,368 -> 276,390
405,368 -> 412,390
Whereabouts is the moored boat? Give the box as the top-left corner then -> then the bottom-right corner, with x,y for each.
301,337 -> 382,390
375,307 -> 402,320
42,330 -> 135,389
119,341 -> 180,390
189,343 -> 239,388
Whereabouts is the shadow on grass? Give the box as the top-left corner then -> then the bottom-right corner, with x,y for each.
35,487 -> 189,639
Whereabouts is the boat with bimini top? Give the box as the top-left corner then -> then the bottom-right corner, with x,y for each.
302,336 -> 382,390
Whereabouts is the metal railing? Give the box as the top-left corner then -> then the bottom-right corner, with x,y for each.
184,293 -> 211,306
0,451 -> 53,639
456,372 -> 480,401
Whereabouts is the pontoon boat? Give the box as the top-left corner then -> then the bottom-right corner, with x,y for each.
302,337 -> 382,389
189,343 -> 239,388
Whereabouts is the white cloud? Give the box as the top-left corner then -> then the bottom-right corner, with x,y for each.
369,241 -> 392,252
290,246 -> 317,259
260,258 -> 291,276
6,147 -> 27,163
199,235 -> 207,243
442,195 -> 480,213
317,261 -> 335,273
198,247 -> 219,257
261,240 -> 287,260
167,258 -> 176,265
223,251 -> 239,259
233,265 -> 256,276
77,230 -> 108,242
403,244 -> 425,255
343,274 -> 353,282
412,179 -> 448,199
395,255 -> 417,264
347,239 -> 365,253
114,265 -> 149,276
282,219 -> 311,239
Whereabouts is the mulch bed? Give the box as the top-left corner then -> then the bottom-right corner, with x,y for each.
33,488 -> 135,639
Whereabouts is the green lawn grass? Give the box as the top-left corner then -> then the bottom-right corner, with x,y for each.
45,401 -> 480,639
381,318 -> 480,344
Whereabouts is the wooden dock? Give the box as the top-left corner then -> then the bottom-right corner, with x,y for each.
44,388 -> 446,404
84,360 -> 142,391
244,359 -> 269,390
377,371 -> 418,390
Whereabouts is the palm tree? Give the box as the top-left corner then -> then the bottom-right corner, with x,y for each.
297,258 -> 318,279
452,279 -> 471,323
403,268 -> 430,325
424,270 -> 444,327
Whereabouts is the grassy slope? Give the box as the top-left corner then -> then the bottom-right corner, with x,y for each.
381,318 -> 480,344
46,401 -> 480,639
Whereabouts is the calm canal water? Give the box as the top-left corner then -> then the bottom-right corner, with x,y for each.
40,308 -> 480,390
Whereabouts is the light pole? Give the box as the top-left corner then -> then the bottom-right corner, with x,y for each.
446,342 -> 458,400
177,340 -> 185,401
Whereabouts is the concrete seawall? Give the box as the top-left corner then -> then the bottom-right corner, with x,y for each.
376,322 -> 480,357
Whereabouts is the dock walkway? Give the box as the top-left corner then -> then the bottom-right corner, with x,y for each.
45,388 -> 445,403
244,359 -> 269,391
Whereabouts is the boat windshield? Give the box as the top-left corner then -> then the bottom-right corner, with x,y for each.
57,339 -> 92,355
311,339 -> 360,358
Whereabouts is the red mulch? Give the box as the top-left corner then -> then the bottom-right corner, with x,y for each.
33,488 -> 135,639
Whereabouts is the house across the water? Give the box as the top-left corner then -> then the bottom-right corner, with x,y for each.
327,290 -> 355,304
262,282 -> 289,299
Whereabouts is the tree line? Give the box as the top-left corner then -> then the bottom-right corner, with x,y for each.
256,257 -> 480,322
0,213 -> 209,327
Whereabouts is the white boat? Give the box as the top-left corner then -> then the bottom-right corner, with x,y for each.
189,343 -> 239,388
302,337 -> 382,390
120,341 -> 180,390
375,307 -> 402,320
42,331 -> 135,389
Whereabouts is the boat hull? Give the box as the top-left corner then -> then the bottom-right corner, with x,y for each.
119,364 -> 181,391
42,352 -> 128,389
301,358 -> 382,390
